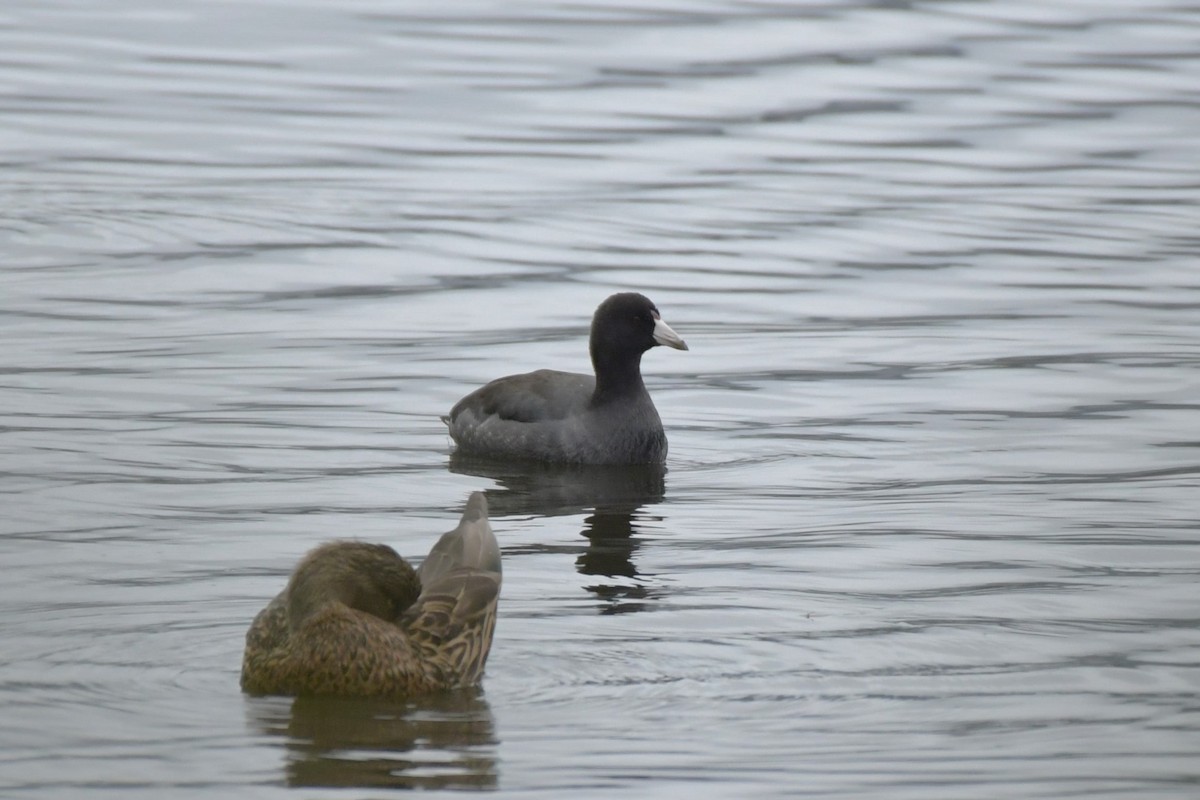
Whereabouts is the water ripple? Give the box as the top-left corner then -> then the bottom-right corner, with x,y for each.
2,0 -> 1199,797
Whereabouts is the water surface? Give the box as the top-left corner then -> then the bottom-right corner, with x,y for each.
2,1 -> 1198,797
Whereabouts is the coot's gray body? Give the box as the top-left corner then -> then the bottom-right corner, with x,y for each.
444,293 -> 688,465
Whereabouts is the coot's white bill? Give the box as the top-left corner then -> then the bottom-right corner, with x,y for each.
652,315 -> 688,351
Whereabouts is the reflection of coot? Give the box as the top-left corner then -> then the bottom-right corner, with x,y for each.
449,454 -> 666,613
578,511 -> 640,578
244,691 -> 497,790
448,453 -> 665,518
576,509 -> 659,615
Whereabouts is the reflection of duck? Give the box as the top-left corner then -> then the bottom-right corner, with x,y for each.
443,292 -> 688,465
241,493 -> 501,697
448,456 -> 665,612
245,690 -> 497,790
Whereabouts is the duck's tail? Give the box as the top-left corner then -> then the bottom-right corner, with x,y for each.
419,492 -> 499,585
402,492 -> 502,686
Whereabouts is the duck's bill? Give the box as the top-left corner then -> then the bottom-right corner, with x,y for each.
653,316 -> 689,351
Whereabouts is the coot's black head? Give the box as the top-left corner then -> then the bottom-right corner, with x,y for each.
589,292 -> 688,362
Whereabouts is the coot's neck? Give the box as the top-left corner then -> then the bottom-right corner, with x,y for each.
590,345 -> 647,406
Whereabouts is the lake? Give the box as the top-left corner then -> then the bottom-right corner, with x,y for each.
1,1 -> 1198,797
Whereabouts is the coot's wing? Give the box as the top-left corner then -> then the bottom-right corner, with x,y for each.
447,369 -> 594,425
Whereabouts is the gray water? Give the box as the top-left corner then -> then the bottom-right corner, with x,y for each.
2,1 -> 1198,797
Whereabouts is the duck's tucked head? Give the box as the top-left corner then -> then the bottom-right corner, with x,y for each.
590,292 -> 688,362
285,542 -> 421,631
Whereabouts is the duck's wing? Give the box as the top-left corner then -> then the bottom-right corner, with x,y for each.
446,369 -> 594,425
401,492 -> 503,686
400,568 -> 501,687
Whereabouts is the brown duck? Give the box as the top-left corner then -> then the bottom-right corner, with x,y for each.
241,492 -> 501,697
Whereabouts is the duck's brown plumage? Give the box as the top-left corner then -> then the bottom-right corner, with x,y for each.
241,492 -> 501,697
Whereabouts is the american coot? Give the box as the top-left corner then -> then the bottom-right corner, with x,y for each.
241,492 -> 501,697
443,292 -> 688,465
